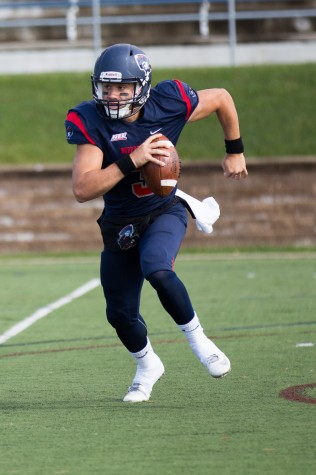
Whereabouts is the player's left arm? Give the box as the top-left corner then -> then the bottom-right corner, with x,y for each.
188,88 -> 248,180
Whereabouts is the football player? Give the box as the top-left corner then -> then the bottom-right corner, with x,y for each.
65,43 -> 248,403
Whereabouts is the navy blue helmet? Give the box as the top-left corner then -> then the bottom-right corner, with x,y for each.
91,43 -> 152,120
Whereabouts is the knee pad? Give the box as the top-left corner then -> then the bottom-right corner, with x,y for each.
106,306 -> 133,330
147,270 -> 194,325
106,304 -> 146,330
147,270 -> 175,292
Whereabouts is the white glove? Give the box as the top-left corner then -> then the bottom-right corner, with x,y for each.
175,189 -> 220,234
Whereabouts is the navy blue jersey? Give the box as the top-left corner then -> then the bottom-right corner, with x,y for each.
65,79 -> 199,217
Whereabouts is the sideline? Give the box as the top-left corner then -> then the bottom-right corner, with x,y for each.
0,41 -> 316,74
1,251 -> 316,267
0,278 -> 100,345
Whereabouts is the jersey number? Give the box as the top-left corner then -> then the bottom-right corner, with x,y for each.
132,172 -> 153,198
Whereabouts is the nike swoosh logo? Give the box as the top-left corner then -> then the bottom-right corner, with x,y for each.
150,128 -> 162,135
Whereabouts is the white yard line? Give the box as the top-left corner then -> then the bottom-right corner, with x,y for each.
0,278 -> 100,345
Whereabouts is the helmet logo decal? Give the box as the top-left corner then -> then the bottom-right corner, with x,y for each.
100,71 -> 122,81
134,54 -> 151,86
135,54 -> 150,73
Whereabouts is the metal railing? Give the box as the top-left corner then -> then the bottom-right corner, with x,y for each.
0,1 -> 315,65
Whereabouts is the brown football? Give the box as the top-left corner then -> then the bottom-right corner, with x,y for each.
141,135 -> 180,197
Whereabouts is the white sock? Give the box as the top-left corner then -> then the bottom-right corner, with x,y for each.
178,313 -> 221,363
130,339 -> 156,369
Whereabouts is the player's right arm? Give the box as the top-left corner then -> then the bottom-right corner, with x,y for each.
72,144 -> 124,202
72,135 -> 168,203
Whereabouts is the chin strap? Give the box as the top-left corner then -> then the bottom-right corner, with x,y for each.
175,189 -> 220,234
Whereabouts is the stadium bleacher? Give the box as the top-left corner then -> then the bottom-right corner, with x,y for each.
0,1 -> 315,46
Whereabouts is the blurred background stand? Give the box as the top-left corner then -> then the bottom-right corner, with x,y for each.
0,1 -> 316,68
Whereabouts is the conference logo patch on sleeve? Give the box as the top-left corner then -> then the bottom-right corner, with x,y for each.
66,126 -> 74,140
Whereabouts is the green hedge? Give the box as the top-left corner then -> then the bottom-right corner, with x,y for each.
1,63 -> 315,165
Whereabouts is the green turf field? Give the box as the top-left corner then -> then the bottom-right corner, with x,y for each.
1,63 -> 316,165
0,253 -> 315,475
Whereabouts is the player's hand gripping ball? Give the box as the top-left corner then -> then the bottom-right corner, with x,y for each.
141,135 -> 181,197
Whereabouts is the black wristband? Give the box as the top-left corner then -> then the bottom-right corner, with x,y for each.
225,137 -> 244,154
116,155 -> 137,176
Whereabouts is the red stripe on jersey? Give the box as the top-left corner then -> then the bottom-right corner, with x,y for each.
66,111 -> 96,145
173,79 -> 192,121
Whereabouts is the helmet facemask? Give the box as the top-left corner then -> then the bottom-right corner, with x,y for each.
92,78 -> 148,120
